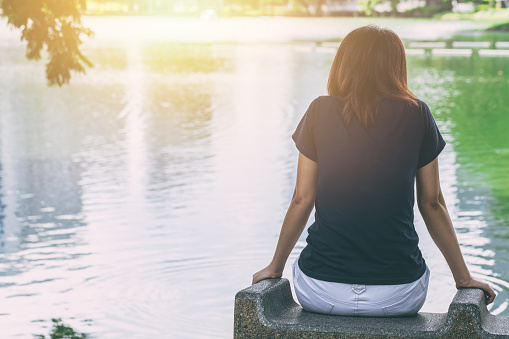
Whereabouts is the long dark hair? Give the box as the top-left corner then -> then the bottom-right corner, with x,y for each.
327,25 -> 418,128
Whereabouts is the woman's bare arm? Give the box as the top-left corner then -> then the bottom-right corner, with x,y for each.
416,158 -> 496,304
252,152 -> 318,284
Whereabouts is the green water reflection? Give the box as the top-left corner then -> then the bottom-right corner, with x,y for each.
409,54 -> 509,223
407,48 -> 509,305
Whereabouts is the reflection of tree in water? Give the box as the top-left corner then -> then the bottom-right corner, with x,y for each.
148,81 -> 213,145
408,54 -> 509,220
0,157 -> 86,280
0,76 -> 100,277
434,56 -> 508,218
448,58 -> 509,251
14,158 -> 84,245
143,77 -> 214,210
142,43 -> 231,74
0,75 -> 126,265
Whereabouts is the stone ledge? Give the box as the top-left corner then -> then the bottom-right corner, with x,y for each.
234,278 -> 509,338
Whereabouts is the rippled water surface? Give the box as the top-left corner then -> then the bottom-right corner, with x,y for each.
0,16 -> 509,338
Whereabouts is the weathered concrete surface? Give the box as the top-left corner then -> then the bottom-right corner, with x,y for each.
234,278 -> 509,338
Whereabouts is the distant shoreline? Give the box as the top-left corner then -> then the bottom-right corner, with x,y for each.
79,8 -> 509,31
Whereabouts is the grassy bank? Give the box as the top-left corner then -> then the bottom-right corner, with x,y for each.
488,22 -> 509,31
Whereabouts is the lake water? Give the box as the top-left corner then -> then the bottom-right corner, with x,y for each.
0,16 -> 508,338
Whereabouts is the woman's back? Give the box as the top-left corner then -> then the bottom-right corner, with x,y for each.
293,95 -> 445,285
252,25 -> 495,317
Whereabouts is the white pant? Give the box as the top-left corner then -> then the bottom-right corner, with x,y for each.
292,257 -> 430,317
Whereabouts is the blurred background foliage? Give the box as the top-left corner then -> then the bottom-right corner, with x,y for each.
82,0 -> 506,17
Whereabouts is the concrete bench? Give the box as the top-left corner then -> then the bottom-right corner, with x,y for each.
234,278 -> 509,338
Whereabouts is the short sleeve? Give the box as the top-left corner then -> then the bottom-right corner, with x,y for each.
292,99 -> 318,162
418,102 -> 446,168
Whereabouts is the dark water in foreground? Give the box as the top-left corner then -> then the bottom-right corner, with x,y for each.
0,16 -> 508,338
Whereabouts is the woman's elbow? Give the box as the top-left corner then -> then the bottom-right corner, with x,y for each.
417,198 -> 441,213
292,195 -> 315,208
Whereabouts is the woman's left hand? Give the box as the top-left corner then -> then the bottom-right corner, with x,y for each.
252,265 -> 282,285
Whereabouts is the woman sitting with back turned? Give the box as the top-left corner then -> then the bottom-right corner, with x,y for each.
252,25 -> 496,317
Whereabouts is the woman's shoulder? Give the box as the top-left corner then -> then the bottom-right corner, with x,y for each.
306,96 -> 344,120
314,95 -> 343,103
410,98 -> 428,109
380,97 -> 428,114
406,98 -> 433,119
308,95 -> 343,110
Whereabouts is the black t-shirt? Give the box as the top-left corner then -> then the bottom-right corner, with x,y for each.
292,95 -> 446,285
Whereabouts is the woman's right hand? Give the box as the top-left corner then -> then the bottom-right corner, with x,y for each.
456,278 -> 496,305
252,265 -> 282,285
